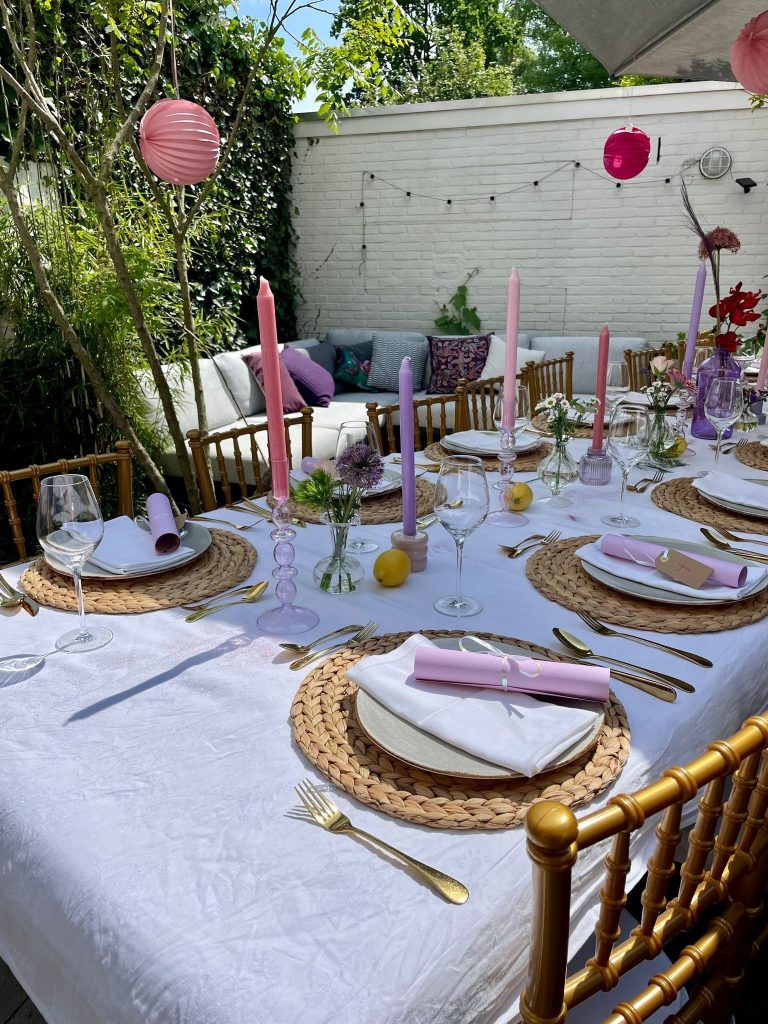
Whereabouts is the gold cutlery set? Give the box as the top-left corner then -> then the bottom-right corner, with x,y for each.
627,470 -> 664,493
183,582 -> 269,622
0,572 -> 39,616
700,527 -> 768,565
499,529 -> 561,559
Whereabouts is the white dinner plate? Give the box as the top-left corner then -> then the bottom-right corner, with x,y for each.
440,431 -> 542,455
291,467 -> 402,498
580,534 -> 768,606
695,489 -> 768,520
353,637 -> 605,780
45,522 -> 213,581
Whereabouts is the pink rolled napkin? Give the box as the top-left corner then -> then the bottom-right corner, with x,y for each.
413,646 -> 609,703
146,492 -> 180,555
600,534 -> 746,588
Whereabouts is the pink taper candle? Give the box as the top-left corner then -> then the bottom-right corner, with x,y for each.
757,339 -> 768,392
256,277 -> 289,501
682,263 -> 707,380
398,356 -> 417,535
502,269 -> 520,430
591,325 -> 610,451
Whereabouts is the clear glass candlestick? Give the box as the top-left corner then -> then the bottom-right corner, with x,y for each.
257,499 -> 319,634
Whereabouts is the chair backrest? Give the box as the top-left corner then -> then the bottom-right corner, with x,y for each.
623,345 -> 677,391
366,393 -> 467,455
520,711 -> 768,1024
458,375 -> 504,430
0,441 -> 134,565
187,409 -> 313,512
522,352 -> 574,411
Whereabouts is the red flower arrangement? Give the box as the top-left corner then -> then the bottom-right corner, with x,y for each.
708,282 -> 763,352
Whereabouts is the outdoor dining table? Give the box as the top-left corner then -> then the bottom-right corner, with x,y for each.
1,432 -> 767,1024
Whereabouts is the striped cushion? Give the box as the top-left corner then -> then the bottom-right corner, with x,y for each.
367,332 -> 430,391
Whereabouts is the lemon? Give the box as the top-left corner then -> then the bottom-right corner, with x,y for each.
663,436 -> 687,458
503,481 -> 534,513
373,549 -> 411,587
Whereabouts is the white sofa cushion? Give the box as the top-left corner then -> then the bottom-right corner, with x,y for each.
484,335 -> 547,379
139,359 -> 241,437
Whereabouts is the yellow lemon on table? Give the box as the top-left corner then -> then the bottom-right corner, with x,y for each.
663,436 -> 687,458
503,481 -> 534,513
373,549 -> 411,587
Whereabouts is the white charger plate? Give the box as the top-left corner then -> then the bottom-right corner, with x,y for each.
694,486 -> 768,520
580,534 -> 768,606
45,522 -> 213,581
353,637 -> 605,780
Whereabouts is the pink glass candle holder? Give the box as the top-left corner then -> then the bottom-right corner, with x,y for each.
578,447 -> 612,486
257,499 -> 319,635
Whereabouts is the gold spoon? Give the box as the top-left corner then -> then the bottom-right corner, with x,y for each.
185,581 -> 268,622
553,628 -> 693,694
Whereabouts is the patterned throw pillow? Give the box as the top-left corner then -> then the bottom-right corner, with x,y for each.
367,332 -> 429,392
334,343 -> 372,390
242,350 -> 305,413
280,346 -> 334,407
427,334 -> 492,394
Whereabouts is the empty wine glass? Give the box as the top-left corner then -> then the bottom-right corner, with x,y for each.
604,362 -> 629,415
433,455 -> 489,617
601,409 -> 650,528
36,474 -> 113,653
335,419 -> 380,554
705,378 -> 743,462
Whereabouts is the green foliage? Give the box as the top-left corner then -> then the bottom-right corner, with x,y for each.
435,270 -> 483,335
407,27 -> 515,103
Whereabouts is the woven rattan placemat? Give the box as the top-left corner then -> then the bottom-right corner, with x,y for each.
291,629 -> 630,830
735,441 -> 768,474
21,529 -> 257,614
651,476 -> 768,537
526,534 -> 768,633
277,478 -> 435,525
423,440 -> 552,473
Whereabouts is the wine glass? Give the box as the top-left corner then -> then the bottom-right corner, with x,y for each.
335,419 -> 380,554
433,455 -> 489,617
604,362 -> 629,415
36,474 -> 113,653
601,409 -> 650,528
705,378 -> 743,463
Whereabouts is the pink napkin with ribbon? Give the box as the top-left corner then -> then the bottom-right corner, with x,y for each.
600,534 -> 746,588
146,492 -> 180,555
414,645 -> 609,703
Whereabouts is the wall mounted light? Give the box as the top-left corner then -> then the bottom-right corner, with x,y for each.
735,176 -> 757,193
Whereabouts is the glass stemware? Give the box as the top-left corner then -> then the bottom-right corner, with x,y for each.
433,455 -> 489,617
691,346 -> 714,381
36,474 -> 113,653
705,378 -> 743,462
601,409 -> 650,529
335,419 -> 380,554
491,383 -> 531,526
604,362 -> 629,414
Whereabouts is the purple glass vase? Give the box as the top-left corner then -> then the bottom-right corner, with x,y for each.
691,346 -> 741,439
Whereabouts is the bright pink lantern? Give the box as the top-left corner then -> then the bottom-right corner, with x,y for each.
139,98 -> 220,185
602,125 -> 651,180
731,10 -> 768,95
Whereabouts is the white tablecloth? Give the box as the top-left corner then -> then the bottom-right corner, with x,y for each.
1,433 -> 767,1024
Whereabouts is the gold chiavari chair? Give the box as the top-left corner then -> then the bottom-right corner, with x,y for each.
0,441 -> 134,565
457,374 -> 504,430
187,409 -> 313,512
522,352 -> 574,410
623,345 -> 677,391
365,393 -> 468,455
520,710 -> 768,1024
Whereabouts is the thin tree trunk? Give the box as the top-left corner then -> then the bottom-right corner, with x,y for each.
174,187 -> 208,436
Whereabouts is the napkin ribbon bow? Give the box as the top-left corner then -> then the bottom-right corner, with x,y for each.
459,636 -> 542,690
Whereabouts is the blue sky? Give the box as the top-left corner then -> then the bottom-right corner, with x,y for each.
236,2 -> 337,54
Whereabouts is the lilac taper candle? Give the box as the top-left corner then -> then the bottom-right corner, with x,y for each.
682,263 -> 707,381
398,356 -> 417,535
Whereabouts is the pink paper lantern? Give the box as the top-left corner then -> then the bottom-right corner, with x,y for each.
602,125 -> 651,180
139,98 -> 220,185
731,10 -> 768,95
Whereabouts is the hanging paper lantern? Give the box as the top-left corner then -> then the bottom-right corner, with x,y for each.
731,10 -> 768,95
602,125 -> 651,180
139,98 -> 220,186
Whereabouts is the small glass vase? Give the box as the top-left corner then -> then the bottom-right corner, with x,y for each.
647,406 -> 678,468
313,515 -> 365,594
537,437 -> 578,507
691,346 -> 741,439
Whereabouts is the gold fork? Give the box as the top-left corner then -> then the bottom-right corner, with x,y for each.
711,436 -> 749,454
501,528 -> 561,559
705,525 -> 768,548
295,779 -> 469,904
627,470 -> 664,493
289,621 -> 378,671
279,623 -> 365,655
187,515 -> 260,532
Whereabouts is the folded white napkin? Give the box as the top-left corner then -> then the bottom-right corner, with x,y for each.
693,471 -> 768,513
577,538 -> 767,603
89,516 -> 194,574
622,391 -> 680,408
442,429 -> 538,454
347,634 -> 601,776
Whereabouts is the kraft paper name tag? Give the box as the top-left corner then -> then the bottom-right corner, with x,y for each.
655,549 -> 712,589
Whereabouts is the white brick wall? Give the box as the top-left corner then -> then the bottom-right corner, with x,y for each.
291,83 -> 768,343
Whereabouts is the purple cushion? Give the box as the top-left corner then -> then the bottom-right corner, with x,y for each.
427,334 -> 492,394
242,350 -> 305,413
280,346 -> 334,407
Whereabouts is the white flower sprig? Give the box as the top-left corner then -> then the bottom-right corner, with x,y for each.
642,357 -> 696,412
536,392 -> 599,442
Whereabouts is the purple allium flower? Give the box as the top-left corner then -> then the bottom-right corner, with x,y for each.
335,442 -> 384,490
